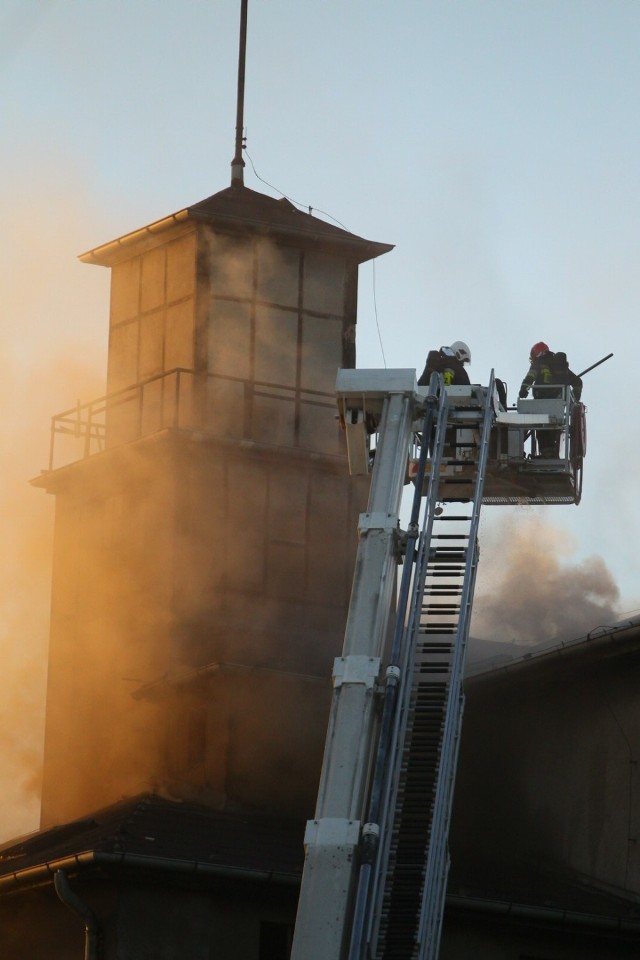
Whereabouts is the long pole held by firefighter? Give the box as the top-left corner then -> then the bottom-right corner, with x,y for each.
577,352 -> 613,379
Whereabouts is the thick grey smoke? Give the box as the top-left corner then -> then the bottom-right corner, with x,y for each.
472,513 -> 620,646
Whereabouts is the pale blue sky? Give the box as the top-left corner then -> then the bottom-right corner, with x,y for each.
1,0 -> 639,835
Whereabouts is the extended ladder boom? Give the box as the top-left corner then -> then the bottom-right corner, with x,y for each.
291,370 -> 497,960
366,372 -> 494,959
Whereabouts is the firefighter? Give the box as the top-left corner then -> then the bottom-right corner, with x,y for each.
519,342 -> 583,457
519,342 -> 582,401
418,341 -> 471,387
418,342 -> 472,461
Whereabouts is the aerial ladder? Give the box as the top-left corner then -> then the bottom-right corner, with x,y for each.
290,368 -> 585,960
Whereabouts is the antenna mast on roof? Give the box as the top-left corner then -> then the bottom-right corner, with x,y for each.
230,0 -> 248,187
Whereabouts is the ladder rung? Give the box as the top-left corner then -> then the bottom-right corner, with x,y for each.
433,515 -> 472,520
431,533 -> 470,540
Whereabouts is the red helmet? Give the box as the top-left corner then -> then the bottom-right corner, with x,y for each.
530,341 -> 550,361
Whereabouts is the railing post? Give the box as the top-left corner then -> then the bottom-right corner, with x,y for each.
83,402 -> 92,459
49,418 -> 55,471
138,381 -> 144,441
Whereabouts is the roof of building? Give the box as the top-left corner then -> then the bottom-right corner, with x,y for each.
0,793 -> 305,894
1,790 -> 639,941
79,182 -> 394,267
466,614 -> 640,686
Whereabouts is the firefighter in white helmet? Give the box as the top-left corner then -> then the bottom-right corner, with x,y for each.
418,341 -> 471,387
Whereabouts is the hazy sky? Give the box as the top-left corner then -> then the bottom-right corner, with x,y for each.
2,0 -> 639,838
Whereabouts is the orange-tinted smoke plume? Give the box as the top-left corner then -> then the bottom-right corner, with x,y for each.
0,166 -> 108,843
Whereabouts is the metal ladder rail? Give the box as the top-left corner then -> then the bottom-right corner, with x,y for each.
372,375 -> 496,960
382,381 -> 495,960
346,374 -> 451,960
364,384 -> 462,958
374,458 -> 477,956
415,372 -> 495,960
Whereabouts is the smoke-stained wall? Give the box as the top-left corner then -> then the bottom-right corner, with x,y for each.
0,871 -> 300,960
38,204 -> 377,828
450,630 -> 640,898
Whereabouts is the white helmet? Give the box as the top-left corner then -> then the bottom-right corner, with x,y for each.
450,340 -> 471,364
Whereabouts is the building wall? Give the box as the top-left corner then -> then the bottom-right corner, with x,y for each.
106,229 -> 197,445
107,229 -> 197,391
440,914 -> 640,959
0,874 -> 299,960
3,874 -> 638,960
450,640 -> 640,900
40,429 -> 366,825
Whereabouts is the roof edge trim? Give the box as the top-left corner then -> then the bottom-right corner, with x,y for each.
78,210 -> 191,266
467,618 -> 640,685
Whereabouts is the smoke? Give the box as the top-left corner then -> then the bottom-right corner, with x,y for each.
0,162 -> 108,843
0,198 -> 361,837
472,513 -> 621,646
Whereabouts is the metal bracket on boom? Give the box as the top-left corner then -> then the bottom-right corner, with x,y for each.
304,818 -> 362,847
357,511 -> 409,562
357,512 -> 399,534
332,656 -> 381,690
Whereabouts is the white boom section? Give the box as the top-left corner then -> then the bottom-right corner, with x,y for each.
291,367 -> 584,960
290,370 -> 420,960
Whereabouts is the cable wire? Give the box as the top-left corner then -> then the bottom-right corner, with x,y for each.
244,149 -> 349,228
372,259 -> 387,368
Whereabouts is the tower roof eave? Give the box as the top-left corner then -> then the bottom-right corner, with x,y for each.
79,184 -> 394,267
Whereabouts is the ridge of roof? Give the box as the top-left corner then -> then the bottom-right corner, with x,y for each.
187,185 -> 354,237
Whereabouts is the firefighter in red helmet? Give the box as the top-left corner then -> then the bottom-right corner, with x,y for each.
519,342 -> 582,401
519,342 -> 552,399
519,342 -> 583,457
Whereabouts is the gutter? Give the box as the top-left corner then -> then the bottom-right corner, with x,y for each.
446,893 -> 640,938
4,853 -> 640,943
78,210 -> 192,266
0,849 -> 301,896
